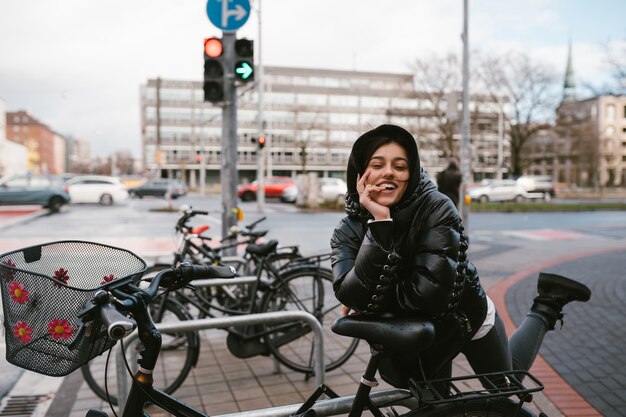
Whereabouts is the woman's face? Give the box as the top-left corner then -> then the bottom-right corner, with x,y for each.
364,142 -> 410,207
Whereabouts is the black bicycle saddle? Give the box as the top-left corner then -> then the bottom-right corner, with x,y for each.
332,314 -> 435,353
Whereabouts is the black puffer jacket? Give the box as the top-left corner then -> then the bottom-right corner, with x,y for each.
330,169 -> 487,331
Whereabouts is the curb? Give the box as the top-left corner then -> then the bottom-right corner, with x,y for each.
0,207 -> 50,231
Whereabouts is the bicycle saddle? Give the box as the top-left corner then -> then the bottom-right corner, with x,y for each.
332,315 -> 435,353
245,239 -> 279,256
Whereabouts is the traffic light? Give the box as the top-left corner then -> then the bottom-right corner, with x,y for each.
203,37 -> 224,103
234,38 -> 254,82
195,150 -> 202,163
257,135 -> 266,149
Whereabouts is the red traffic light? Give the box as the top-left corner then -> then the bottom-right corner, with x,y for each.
204,37 -> 223,58
258,135 -> 266,149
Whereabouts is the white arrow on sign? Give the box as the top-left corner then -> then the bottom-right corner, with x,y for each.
236,62 -> 253,80
222,1 -> 247,28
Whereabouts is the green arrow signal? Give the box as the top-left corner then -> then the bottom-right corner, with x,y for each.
235,61 -> 253,80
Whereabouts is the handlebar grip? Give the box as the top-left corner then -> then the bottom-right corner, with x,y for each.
192,210 -> 209,216
247,216 -> 267,230
180,264 -> 237,280
100,302 -> 136,340
160,264 -> 237,289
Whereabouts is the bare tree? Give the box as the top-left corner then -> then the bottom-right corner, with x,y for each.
114,150 -> 136,175
475,51 -> 559,177
605,39 -> 626,93
411,52 -> 461,159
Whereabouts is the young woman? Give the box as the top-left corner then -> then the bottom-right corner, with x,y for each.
330,124 -> 591,387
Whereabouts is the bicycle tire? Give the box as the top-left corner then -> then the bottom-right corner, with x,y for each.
417,397 -> 537,417
260,265 -> 359,374
206,251 -> 304,314
80,297 -> 200,405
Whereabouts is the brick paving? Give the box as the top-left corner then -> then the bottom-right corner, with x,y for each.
504,249 -> 626,417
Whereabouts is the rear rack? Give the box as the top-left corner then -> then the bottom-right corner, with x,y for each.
284,252 -> 332,267
409,370 -> 544,405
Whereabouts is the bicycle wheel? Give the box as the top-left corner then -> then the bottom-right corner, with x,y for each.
259,265 -> 359,374
80,298 -> 199,405
418,397 -> 537,417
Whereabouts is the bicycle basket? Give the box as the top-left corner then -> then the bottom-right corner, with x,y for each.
0,240 -> 147,377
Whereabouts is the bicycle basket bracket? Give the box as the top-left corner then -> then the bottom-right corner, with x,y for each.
0,240 -> 147,377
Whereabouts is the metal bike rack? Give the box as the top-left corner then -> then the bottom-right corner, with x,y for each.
213,389 -> 417,417
116,310 -> 325,409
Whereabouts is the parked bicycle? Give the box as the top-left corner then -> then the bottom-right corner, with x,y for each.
0,243 -> 558,417
78,212 -> 358,404
171,206 -> 302,276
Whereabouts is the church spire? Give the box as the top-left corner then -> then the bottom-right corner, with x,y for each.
562,39 -> 576,103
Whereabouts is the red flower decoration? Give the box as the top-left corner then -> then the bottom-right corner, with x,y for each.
8,281 -> 30,304
100,274 -> 116,285
1,259 -> 17,281
13,321 -> 33,344
48,318 -> 73,340
52,268 -> 70,287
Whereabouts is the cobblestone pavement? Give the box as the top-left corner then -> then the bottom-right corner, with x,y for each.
506,250 -> 626,417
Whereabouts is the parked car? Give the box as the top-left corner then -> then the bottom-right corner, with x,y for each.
468,179 -> 530,203
516,175 -> 556,199
237,176 -> 298,203
318,177 -> 347,204
0,173 -> 70,213
128,179 -> 188,199
66,175 -> 129,206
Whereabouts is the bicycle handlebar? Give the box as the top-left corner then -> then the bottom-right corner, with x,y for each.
94,264 -> 237,339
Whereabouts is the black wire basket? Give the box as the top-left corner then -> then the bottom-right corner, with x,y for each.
0,241 -> 147,377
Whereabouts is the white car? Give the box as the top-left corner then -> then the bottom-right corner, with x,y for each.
468,179 -> 529,203
318,177 -> 347,204
66,175 -> 129,206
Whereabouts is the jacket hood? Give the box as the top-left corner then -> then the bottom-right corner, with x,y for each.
345,124 -> 421,217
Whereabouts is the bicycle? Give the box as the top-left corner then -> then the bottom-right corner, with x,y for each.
171,207 -> 302,276
1,242 -> 551,417
79,223 -> 358,403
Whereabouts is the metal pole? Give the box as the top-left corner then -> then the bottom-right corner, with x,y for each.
459,0 -> 471,229
497,109 -> 503,180
256,0 -> 265,212
221,32 -> 238,255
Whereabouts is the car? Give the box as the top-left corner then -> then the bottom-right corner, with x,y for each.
237,176 -> 298,203
318,177 -> 347,204
0,173 -> 70,213
128,179 -> 188,199
468,179 -> 531,203
516,175 -> 556,200
66,175 -> 129,206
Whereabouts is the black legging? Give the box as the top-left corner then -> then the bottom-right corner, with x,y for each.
462,310 -> 550,375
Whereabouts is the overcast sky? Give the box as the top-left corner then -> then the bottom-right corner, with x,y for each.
1,0 -> 625,158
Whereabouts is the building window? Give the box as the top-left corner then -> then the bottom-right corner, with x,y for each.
606,104 -> 615,120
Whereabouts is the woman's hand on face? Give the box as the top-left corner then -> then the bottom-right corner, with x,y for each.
357,171 -> 391,220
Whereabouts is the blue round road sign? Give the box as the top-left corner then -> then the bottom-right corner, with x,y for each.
206,0 -> 251,32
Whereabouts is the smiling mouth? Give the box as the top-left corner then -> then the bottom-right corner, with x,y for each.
382,184 -> 396,190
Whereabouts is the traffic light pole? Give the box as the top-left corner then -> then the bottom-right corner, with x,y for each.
459,0 -> 471,230
221,32 -> 239,254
